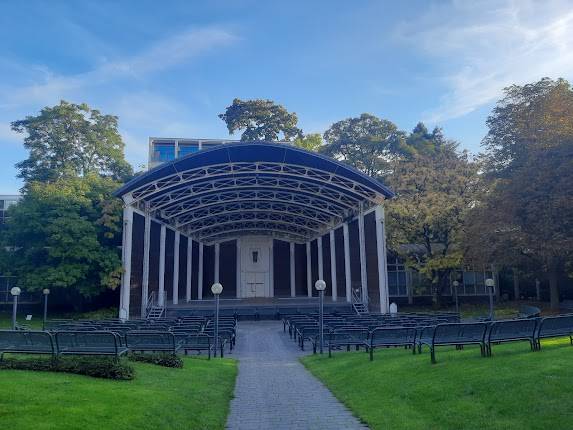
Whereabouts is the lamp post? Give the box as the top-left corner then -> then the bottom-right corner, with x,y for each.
10,287 -> 21,330
453,280 -> 460,316
315,280 -> 326,354
42,289 -> 50,331
211,282 -> 223,358
485,278 -> 495,321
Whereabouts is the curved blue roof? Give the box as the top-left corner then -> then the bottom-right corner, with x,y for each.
116,142 -> 393,243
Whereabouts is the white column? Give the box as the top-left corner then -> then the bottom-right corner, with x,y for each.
375,205 -> 390,313
214,243 -> 220,284
306,242 -> 312,297
141,212 -> 151,317
317,236 -> 324,281
186,238 -> 192,302
269,241 -> 274,297
330,230 -> 337,301
120,206 -> 133,320
158,224 -> 166,307
343,223 -> 352,303
236,240 -> 241,298
172,231 -> 180,305
290,242 -> 296,297
358,210 -> 368,306
197,243 -> 204,300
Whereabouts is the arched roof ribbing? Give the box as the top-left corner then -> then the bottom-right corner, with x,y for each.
115,142 -> 394,244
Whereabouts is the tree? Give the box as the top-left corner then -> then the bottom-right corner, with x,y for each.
386,147 -> 479,305
321,113 -> 406,178
0,174 -> 123,298
482,78 -> 573,177
219,98 -> 302,141
11,100 -> 133,185
465,78 -> 573,309
294,133 -> 322,152
405,123 -> 457,158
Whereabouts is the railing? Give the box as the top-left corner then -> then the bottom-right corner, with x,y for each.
146,291 -> 157,317
351,286 -> 363,305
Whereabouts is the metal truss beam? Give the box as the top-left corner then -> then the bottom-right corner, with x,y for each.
174,204 -> 333,229
129,162 -> 380,205
161,190 -> 344,219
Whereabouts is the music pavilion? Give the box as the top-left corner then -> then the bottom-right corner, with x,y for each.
114,140 -> 395,319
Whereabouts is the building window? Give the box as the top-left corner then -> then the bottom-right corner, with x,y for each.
152,142 -> 176,162
460,268 -> 493,295
178,142 -> 199,157
387,257 -> 408,296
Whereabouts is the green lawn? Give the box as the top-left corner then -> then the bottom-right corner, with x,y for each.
302,338 -> 573,430
0,356 -> 237,430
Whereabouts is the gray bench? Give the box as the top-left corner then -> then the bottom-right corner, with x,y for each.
328,328 -> 370,358
55,331 -> 128,358
0,330 -> 56,360
417,323 -> 488,363
125,331 -> 180,355
178,333 -> 214,359
369,327 -> 417,361
535,315 -> 573,350
486,319 -> 538,356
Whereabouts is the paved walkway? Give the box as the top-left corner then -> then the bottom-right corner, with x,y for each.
226,321 -> 368,430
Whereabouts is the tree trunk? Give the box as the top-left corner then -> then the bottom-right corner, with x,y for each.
512,268 -> 520,301
548,269 -> 560,310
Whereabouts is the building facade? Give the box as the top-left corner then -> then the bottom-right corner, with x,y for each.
0,195 -> 21,224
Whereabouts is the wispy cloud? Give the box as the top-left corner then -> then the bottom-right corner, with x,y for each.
0,26 -> 238,182
396,0 -> 573,122
1,27 -> 237,107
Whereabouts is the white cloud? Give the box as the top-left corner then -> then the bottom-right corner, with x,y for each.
396,0 -> 573,121
1,27 -> 237,107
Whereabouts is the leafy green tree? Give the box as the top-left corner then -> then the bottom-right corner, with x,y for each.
219,98 -> 302,141
465,78 -> 573,309
386,147 -> 479,305
294,133 -> 322,151
321,113 -> 406,178
11,100 -> 133,184
0,175 -> 123,298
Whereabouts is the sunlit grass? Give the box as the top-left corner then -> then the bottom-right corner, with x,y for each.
302,337 -> 573,430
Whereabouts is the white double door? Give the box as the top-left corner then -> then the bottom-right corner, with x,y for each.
239,237 -> 272,298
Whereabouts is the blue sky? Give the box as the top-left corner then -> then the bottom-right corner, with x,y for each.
1,0 -> 572,193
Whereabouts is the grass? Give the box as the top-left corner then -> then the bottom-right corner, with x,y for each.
0,356 -> 237,430
302,338 -> 573,430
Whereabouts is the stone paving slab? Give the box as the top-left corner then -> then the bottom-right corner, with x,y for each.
226,321 -> 368,430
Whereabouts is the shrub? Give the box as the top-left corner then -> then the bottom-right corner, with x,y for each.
0,356 -> 134,380
128,353 -> 183,368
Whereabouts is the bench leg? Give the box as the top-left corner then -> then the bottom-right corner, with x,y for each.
328,345 -> 332,358
412,343 -> 416,355
430,347 -> 436,364
369,347 -> 374,361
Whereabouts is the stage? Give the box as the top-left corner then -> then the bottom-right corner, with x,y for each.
165,297 -> 354,319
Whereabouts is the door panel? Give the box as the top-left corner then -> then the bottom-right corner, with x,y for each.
239,237 -> 271,298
